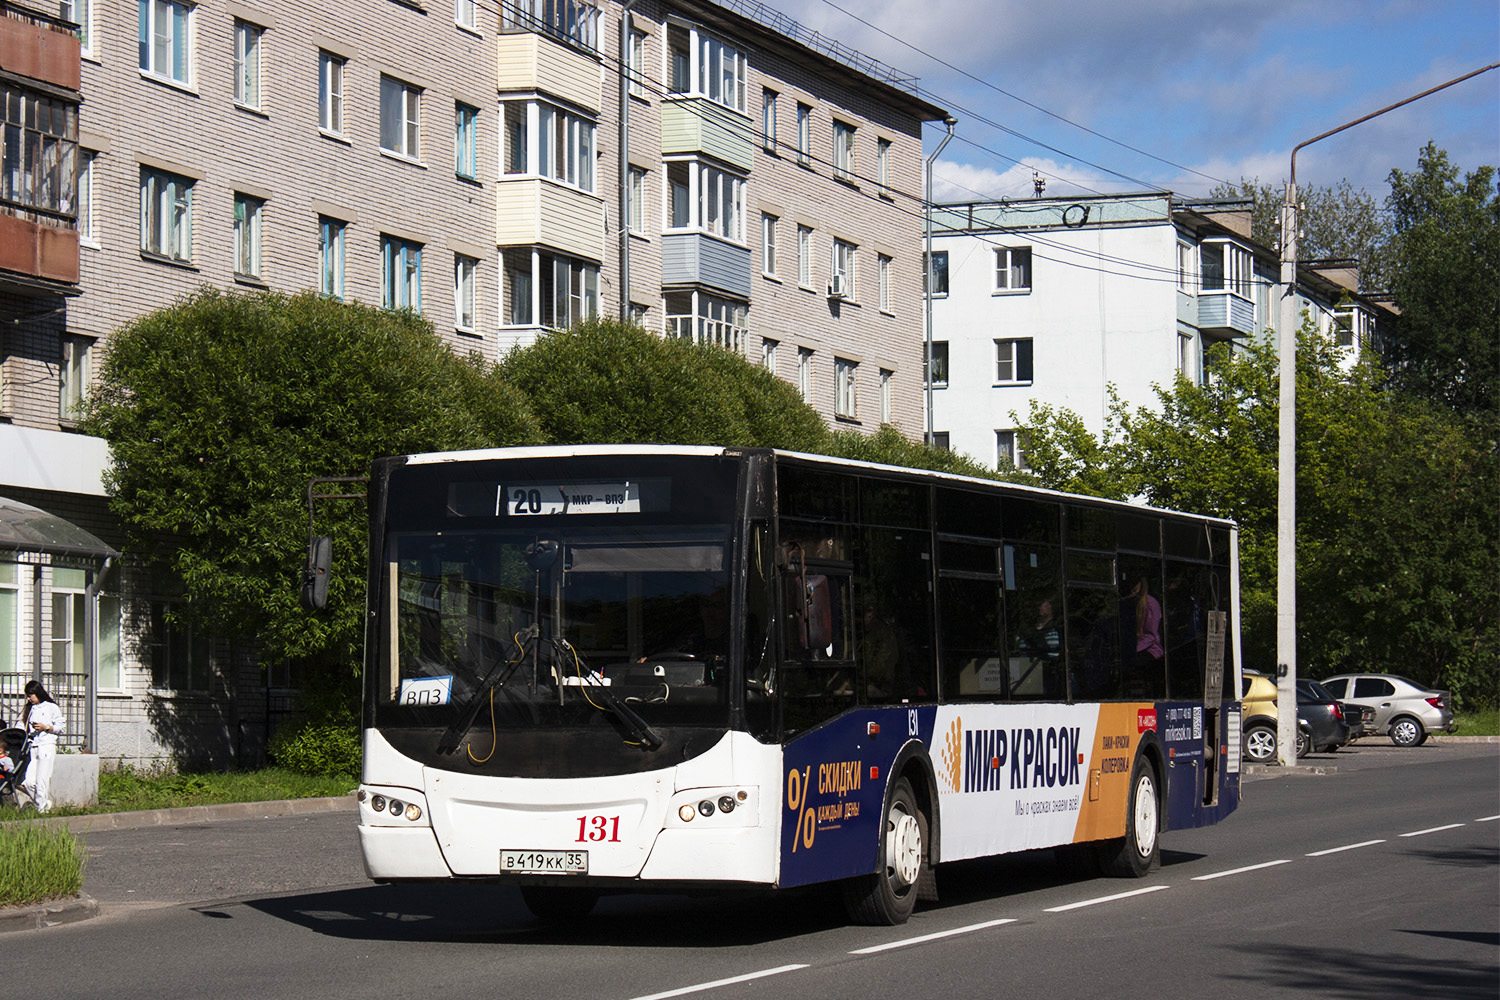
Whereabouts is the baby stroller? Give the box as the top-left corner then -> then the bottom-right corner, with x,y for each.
0,725 -> 35,810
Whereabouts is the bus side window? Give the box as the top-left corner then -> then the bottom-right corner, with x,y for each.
779,568 -> 855,737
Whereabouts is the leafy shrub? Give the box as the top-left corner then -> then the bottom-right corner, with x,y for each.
268,723 -> 361,778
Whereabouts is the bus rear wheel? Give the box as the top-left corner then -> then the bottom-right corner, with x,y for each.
519,885 -> 600,923
842,778 -> 924,925
1098,757 -> 1160,878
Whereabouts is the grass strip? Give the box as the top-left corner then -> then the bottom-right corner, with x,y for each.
0,821 -> 86,907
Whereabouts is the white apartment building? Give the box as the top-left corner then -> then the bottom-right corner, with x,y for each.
0,0 -> 945,767
926,193 -> 1392,471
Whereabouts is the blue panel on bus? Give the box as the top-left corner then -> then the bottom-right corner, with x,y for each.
779,706 -> 938,889
1155,700 -> 1240,831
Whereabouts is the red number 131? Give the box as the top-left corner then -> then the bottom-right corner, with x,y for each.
575,815 -> 621,842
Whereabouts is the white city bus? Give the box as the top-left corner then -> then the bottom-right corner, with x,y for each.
355,445 -> 1241,924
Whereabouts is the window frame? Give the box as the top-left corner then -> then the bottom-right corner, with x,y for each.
831,239 -> 857,300
994,245 -> 1032,293
832,119 -> 856,183
761,212 -> 778,276
879,368 -> 892,424
59,334 -> 92,423
454,102 -> 479,180
797,224 -> 813,287
232,19 -> 262,109
61,0 -> 93,56
138,0 -> 193,87
797,347 -> 813,401
834,356 -> 858,420
994,337 -> 1034,385
877,138 -> 892,197
627,165 -> 645,232
929,340 -> 949,388
318,51 -> 345,135
381,234 -> 423,312
878,253 -> 892,312
232,192 -> 263,279
796,103 -> 812,167
996,429 -> 1030,471
379,75 -> 422,161
761,88 -> 778,151
78,149 -> 97,247
626,28 -> 647,98
319,216 -> 345,300
455,0 -> 477,32
139,166 -> 193,263
925,250 -> 949,297
454,253 -> 477,332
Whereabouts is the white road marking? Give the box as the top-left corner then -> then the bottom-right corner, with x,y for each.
1190,859 -> 1293,881
629,965 -> 810,1000
1400,823 -> 1464,838
848,918 -> 1017,954
1306,839 -> 1385,857
1043,884 -> 1170,912
1476,815 -> 1499,822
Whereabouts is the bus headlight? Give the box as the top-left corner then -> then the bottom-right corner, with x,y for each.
678,804 -> 697,823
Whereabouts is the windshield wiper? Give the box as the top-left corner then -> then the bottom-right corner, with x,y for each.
436,625 -> 537,755
555,640 -> 663,751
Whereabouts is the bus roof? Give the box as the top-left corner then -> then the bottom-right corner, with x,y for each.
395,444 -> 1237,528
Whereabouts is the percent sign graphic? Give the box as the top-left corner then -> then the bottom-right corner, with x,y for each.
785,766 -> 816,852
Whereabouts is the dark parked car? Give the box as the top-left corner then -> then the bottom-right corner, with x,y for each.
1296,679 -> 1349,756
1339,701 -> 1377,739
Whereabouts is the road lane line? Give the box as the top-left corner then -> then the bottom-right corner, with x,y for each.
628,965 -> 809,1000
1190,859 -> 1292,881
1477,815 -> 1499,822
1043,885 -> 1169,912
1400,823 -> 1464,838
848,918 -> 1016,954
1306,839 -> 1385,857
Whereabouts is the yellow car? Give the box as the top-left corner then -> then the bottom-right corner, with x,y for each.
1240,669 -> 1280,762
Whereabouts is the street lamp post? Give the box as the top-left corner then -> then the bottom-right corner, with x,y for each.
925,117 -> 956,444
1273,63 -> 1497,765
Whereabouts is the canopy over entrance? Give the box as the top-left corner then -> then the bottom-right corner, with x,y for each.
0,496 -> 119,561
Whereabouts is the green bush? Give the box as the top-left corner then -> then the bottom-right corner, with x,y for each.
0,822 -> 86,906
268,723 -> 361,778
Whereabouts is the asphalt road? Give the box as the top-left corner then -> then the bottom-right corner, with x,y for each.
29,740 -> 1500,1000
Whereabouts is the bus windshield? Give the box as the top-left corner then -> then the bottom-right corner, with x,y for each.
369,454 -> 742,770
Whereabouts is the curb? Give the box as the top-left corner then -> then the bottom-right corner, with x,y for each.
0,893 -> 99,935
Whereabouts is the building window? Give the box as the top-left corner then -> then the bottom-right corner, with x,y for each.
503,102 -> 527,173
318,51 -> 345,134
833,120 -> 855,182
835,357 -> 858,419
233,20 -> 262,109
138,0 -> 192,86
665,160 -> 743,241
627,166 -> 645,232
380,76 -> 422,160
1177,331 -> 1195,379
59,335 -> 92,422
929,341 -> 949,387
319,216 -> 345,299
1,85 -> 79,223
995,246 -> 1032,292
1334,307 -> 1368,349
761,213 -> 778,276
139,167 -> 192,262
455,254 -> 477,331
879,368 -> 892,424
930,431 -> 949,450
995,338 -> 1034,384
831,239 -> 857,299
798,225 -> 812,286
996,430 -> 1029,471
455,103 -> 479,179
382,235 -> 422,311
505,254 -> 532,325
61,0 -> 92,55
626,28 -> 646,97
501,250 -> 599,329
455,0 -> 476,31
878,253 -> 892,311
877,138 -> 891,196
0,563 -> 16,675
78,150 -> 97,246
796,103 -> 812,167
762,337 -> 778,371
538,103 -> 595,192
761,89 -> 778,150
233,193 -> 263,279
502,0 -> 600,52
665,292 -> 746,351
925,250 -> 948,296
797,347 -> 813,401
628,302 -> 647,327
150,600 -> 212,692
1176,241 -> 1195,292
1201,240 -> 1251,297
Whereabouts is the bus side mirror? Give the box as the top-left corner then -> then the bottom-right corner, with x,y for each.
302,535 -> 332,610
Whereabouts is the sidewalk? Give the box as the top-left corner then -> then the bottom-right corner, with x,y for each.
0,794 -> 356,934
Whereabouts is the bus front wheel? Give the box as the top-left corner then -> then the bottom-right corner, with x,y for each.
842,778 -> 924,925
1097,756 -> 1160,878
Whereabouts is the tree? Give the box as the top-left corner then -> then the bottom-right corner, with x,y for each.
498,318 -> 830,451
83,289 -> 544,696
1208,177 -> 1392,291
1380,142 -> 1500,417
1019,328 -> 1498,708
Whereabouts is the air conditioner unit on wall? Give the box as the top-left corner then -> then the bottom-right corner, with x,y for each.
827,274 -> 846,299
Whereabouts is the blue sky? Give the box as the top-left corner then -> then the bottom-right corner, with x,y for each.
776,0 -> 1499,204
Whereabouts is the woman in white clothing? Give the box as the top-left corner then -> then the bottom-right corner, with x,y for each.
21,680 -> 64,813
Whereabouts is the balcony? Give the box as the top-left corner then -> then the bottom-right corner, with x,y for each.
495,29 -> 600,114
1196,291 -> 1255,338
661,99 -> 754,173
495,178 -> 603,262
0,4 -> 82,92
661,232 -> 752,299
